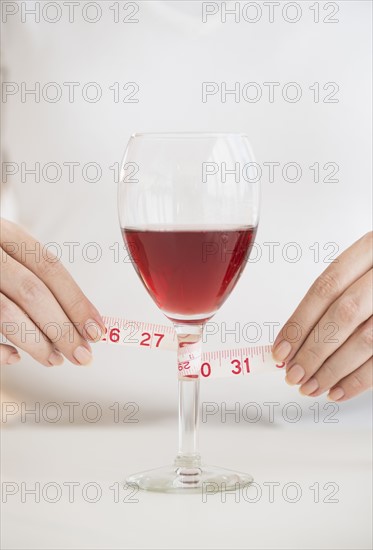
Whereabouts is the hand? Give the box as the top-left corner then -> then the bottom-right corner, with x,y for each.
272,232 -> 372,402
0,218 -> 105,366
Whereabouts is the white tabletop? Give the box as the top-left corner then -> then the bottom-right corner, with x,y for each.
2,344 -> 372,550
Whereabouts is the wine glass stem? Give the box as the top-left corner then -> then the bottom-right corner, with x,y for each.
174,324 -> 203,466
178,377 -> 200,456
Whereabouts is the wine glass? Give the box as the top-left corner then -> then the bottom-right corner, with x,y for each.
118,133 -> 259,493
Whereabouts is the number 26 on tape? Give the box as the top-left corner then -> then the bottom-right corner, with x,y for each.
103,327 -> 121,343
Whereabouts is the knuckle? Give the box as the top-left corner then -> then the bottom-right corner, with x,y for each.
309,271 -> 340,301
0,294 -> 14,320
0,296 -> 21,333
291,346 -> 322,376
319,361 -> 338,383
348,371 -> 366,391
67,292 -> 91,317
360,322 -> 373,348
304,346 -> 322,365
58,322 -> 79,346
50,321 -> 83,349
282,321 -> 303,344
38,255 -> 62,278
19,276 -> 46,303
1,247 -> 9,262
333,296 -> 359,325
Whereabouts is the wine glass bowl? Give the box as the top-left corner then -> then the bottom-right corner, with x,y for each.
118,133 -> 259,492
122,226 -> 257,325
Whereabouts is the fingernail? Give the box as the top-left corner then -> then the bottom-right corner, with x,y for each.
328,387 -> 345,402
84,319 -> 103,342
285,364 -> 305,385
272,340 -> 292,362
300,378 -> 319,396
73,346 -> 92,366
48,351 -> 64,366
7,353 -> 21,365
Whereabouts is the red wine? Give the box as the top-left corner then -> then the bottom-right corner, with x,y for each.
122,227 -> 257,323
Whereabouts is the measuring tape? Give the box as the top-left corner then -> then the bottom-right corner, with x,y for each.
100,315 -> 285,380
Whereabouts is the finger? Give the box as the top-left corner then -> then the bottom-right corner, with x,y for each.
0,343 -> 21,365
0,292 -> 64,367
298,316 -> 373,396
272,231 -> 373,363
0,218 -> 104,341
285,270 -> 372,386
327,358 -> 373,402
1,251 -> 92,365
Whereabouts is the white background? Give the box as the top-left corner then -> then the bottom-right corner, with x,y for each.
1,1 -> 372,549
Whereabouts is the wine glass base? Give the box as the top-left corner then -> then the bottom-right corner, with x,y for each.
125,463 -> 253,494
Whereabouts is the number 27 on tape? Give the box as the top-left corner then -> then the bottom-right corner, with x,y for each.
102,327 -> 165,348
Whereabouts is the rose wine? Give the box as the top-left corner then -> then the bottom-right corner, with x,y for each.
122,226 -> 257,322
